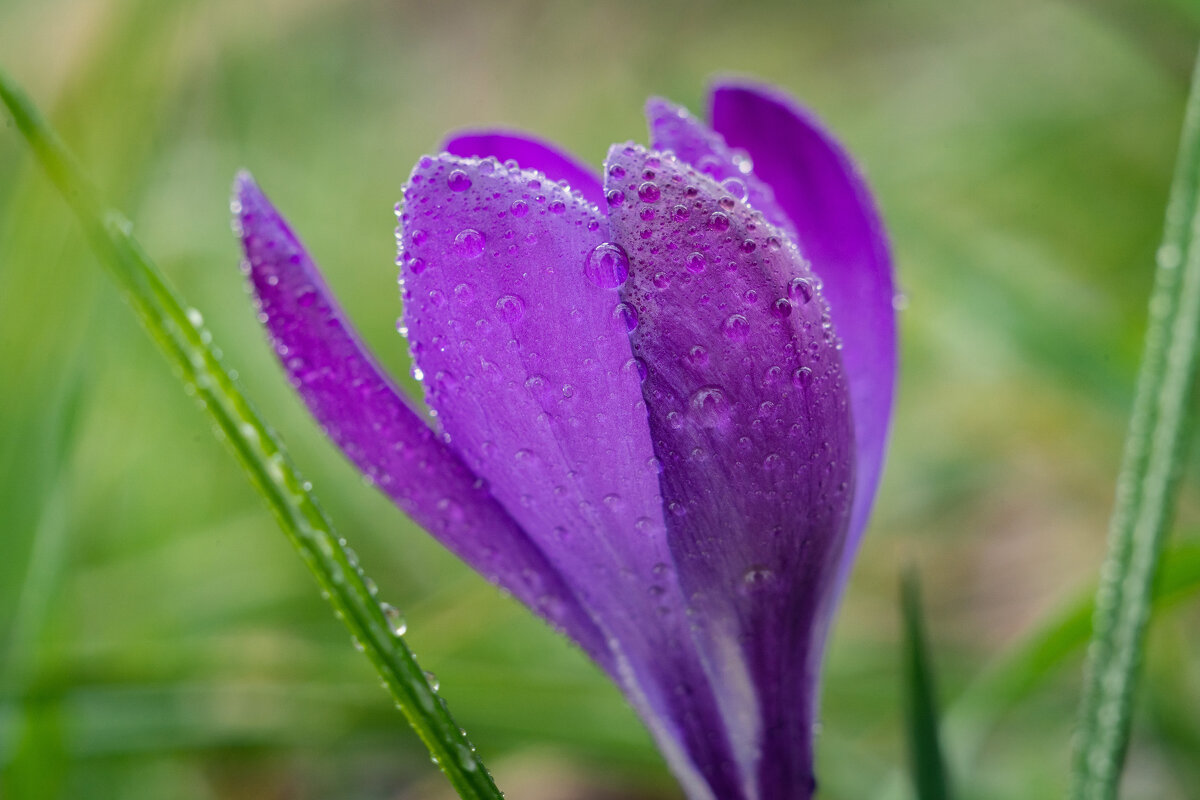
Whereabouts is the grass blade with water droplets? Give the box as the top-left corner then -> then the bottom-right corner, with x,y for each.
0,67 -> 504,800
1070,44 -> 1200,800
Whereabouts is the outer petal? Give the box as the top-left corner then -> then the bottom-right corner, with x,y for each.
443,130 -> 606,210
605,144 -> 855,797
710,83 -> 897,587
398,156 -> 742,799
232,173 -> 609,666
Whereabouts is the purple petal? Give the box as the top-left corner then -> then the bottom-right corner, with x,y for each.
604,144 -> 855,797
710,83 -> 897,590
646,98 -> 796,240
443,130 -> 606,211
398,156 -> 743,799
232,172 -> 610,667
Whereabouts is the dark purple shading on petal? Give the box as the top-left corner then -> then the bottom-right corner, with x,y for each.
443,130 -> 606,210
398,156 -> 743,800
605,144 -> 855,798
232,172 -> 610,668
710,83 -> 897,592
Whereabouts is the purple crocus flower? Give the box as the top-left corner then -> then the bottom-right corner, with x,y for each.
233,81 -> 895,800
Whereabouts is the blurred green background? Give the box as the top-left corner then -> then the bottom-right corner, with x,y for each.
3,0 -> 1200,798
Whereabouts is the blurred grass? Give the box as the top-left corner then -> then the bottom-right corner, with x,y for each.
2,0 -> 1200,798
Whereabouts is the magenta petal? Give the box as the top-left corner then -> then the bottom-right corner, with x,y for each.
398,156 -> 743,799
710,83 -> 897,587
443,130 -> 606,210
232,172 -> 609,667
604,144 -> 855,797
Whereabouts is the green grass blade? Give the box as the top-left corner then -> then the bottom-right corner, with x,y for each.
1070,45 -> 1200,800
900,570 -> 954,800
0,68 -> 504,800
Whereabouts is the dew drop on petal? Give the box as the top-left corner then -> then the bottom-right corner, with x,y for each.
613,301 -> 639,332
510,199 -> 529,217
788,277 -> 814,304
721,177 -> 748,201
496,294 -> 525,323
585,242 -> 630,288
454,228 -> 486,259
689,386 -> 731,428
686,251 -> 706,274
708,211 -> 730,231
722,314 -> 750,341
447,169 -> 472,192
638,181 -> 661,203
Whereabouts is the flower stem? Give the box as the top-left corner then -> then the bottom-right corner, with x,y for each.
0,68 -> 504,800
1070,45 -> 1200,800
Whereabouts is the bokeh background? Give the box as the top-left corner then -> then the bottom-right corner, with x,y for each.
3,0 -> 1200,798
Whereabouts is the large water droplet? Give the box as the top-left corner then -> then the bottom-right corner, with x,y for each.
686,251 -> 706,274
510,199 -> 529,217
613,301 -> 639,332
638,181 -> 661,203
447,169 -> 472,192
454,228 -> 485,259
721,177 -> 748,201
496,294 -> 525,323
788,277 -> 814,304
690,386 -> 731,428
722,314 -> 750,341
708,211 -> 730,231
585,242 -> 630,288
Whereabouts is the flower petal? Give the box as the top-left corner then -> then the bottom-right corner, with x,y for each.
443,130 -> 606,210
604,144 -> 855,796
232,172 -> 609,666
645,97 -> 796,240
709,82 -> 897,586
398,155 -> 743,799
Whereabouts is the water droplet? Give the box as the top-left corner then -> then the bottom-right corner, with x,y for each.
690,386 -> 730,428
496,294 -> 525,323
454,228 -> 485,259
788,277 -> 814,304
741,238 -> 757,254
585,242 -> 630,288
686,251 -> 706,274
623,356 -> 648,381
382,603 -> 408,636
742,566 -> 775,590
453,283 -> 475,304
606,188 -> 626,207
638,181 -> 661,203
672,204 -> 689,221
409,257 -> 427,275
613,302 -> 639,331
608,164 -> 626,179
411,229 -> 429,246
763,453 -> 782,471
793,366 -> 814,387
510,199 -> 529,217
708,212 -> 730,231
771,297 -> 792,318
640,207 -> 656,221
688,345 -> 709,366
447,169 -> 472,192
548,200 -> 566,214
722,177 -> 748,201
722,314 -> 750,341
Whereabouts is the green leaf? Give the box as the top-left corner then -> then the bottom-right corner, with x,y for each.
0,68 -> 504,800
901,569 -> 954,800
1070,45 -> 1200,800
